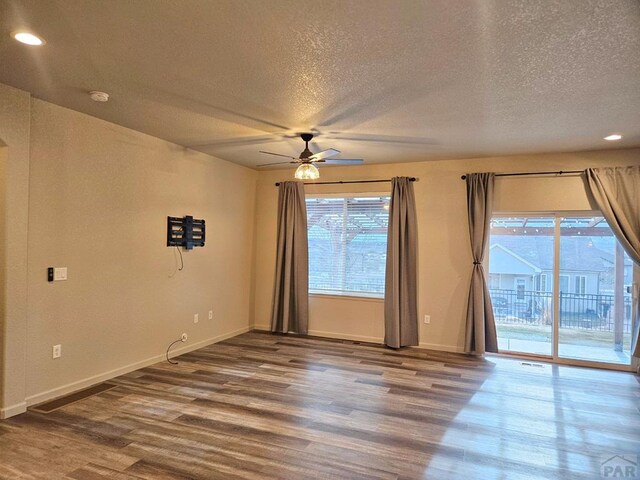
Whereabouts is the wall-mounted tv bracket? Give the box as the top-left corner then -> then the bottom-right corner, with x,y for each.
167,215 -> 205,250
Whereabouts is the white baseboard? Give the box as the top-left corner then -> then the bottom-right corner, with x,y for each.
24,326 -> 250,409
307,329 -> 383,344
252,324 -> 383,344
418,342 -> 466,353
254,325 -> 465,353
0,401 -> 27,419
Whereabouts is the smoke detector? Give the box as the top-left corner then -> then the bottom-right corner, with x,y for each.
89,91 -> 109,102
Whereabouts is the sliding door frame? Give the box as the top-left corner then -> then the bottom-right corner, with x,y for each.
553,215 -> 560,359
488,211 -> 634,372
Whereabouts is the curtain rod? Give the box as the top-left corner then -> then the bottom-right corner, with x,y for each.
460,170 -> 584,180
274,177 -> 417,186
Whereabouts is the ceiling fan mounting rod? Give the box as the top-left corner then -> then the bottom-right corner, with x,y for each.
299,133 -> 314,160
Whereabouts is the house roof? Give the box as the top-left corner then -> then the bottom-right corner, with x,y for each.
491,235 -> 614,272
490,244 -> 541,274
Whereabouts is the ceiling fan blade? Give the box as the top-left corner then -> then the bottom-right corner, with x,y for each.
188,135 -> 284,148
324,133 -> 437,145
316,159 -> 364,165
309,148 -> 340,160
256,160 -> 299,167
259,151 -> 298,159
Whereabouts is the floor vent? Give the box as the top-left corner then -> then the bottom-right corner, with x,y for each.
30,383 -> 116,413
520,362 -> 545,368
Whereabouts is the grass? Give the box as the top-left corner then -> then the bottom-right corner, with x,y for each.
496,323 -> 632,350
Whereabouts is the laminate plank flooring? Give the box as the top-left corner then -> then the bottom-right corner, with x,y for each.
1,331 -> 638,479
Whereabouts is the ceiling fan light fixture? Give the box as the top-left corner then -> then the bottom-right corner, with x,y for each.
294,163 -> 319,180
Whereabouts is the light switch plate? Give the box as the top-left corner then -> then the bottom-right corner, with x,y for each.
53,267 -> 67,281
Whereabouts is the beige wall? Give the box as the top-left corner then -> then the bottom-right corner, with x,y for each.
0,83 -> 31,417
24,99 -> 257,402
0,83 -> 258,415
253,149 -> 640,351
0,145 -> 7,408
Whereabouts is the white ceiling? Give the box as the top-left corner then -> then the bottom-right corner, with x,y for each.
1,0 -> 638,168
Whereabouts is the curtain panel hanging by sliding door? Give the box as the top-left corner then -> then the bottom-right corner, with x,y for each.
586,166 -> 640,357
464,173 -> 498,354
384,177 -> 418,348
270,181 -> 309,334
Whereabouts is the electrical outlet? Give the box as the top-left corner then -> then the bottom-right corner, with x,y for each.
208,310 -> 213,320
193,313 -> 199,324
424,315 -> 431,324
52,344 -> 61,359
181,333 -> 188,342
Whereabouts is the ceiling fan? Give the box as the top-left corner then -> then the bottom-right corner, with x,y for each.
257,133 -> 363,180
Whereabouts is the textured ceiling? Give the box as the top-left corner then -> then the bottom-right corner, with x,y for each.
0,0 -> 638,168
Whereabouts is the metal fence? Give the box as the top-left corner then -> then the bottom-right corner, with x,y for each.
489,289 -> 632,333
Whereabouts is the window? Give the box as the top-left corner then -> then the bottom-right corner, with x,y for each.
559,275 -> 569,293
574,275 -> 586,295
306,195 -> 390,297
536,273 -> 548,292
515,278 -> 526,299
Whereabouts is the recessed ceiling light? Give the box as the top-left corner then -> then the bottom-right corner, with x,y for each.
12,31 -> 45,46
604,134 -> 622,141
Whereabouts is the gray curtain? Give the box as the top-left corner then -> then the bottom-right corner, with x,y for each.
384,177 -> 418,348
585,166 -> 640,356
270,181 -> 309,334
464,173 -> 498,354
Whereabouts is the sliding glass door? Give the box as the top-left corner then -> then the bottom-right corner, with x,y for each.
488,214 -> 635,367
489,216 -> 554,356
557,217 -> 633,364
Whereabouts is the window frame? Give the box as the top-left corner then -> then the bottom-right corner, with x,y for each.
305,192 -> 390,299
574,275 -> 587,295
539,273 -> 548,292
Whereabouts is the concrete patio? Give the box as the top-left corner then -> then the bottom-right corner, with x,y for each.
497,336 -> 632,365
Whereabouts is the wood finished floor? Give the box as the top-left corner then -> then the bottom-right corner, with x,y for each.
1,331 -> 638,479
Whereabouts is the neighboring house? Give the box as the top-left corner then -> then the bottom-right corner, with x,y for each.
489,243 -> 543,293
489,235 -> 631,316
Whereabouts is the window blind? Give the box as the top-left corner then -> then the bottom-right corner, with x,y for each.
306,195 -> 390,297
